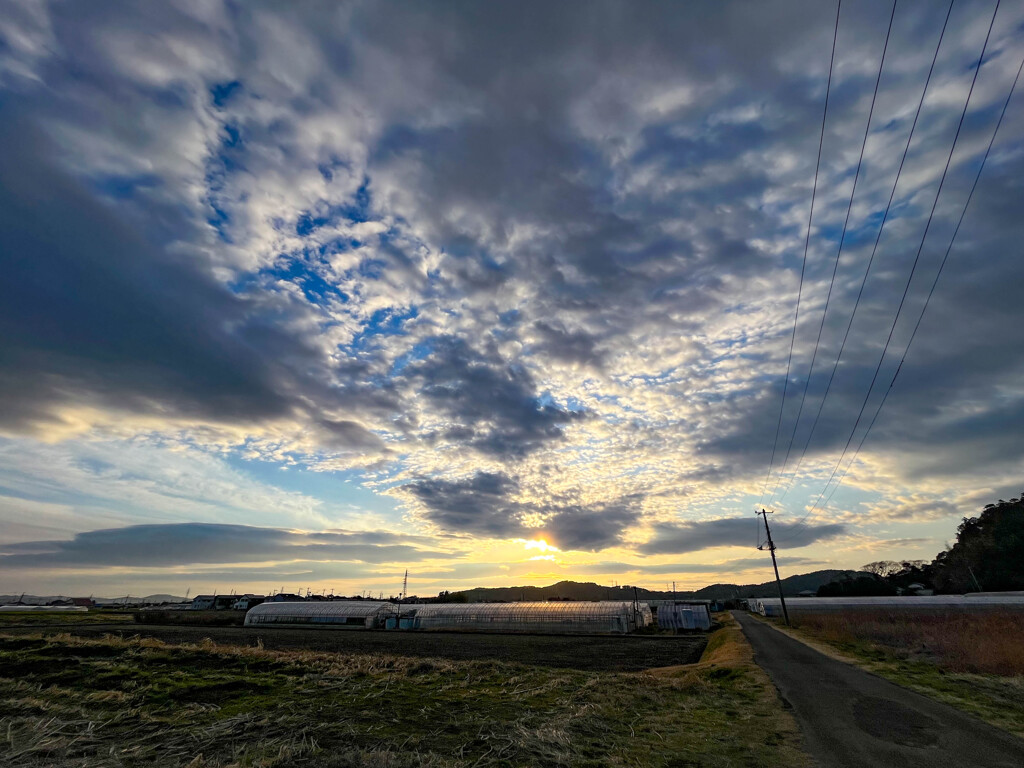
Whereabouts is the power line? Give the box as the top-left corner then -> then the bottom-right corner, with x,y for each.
769,0 -> 898,506
821,46 -> 1024,511
782,0 -> 1003,539
760,0 -> 841,506
775,0 -> 955,504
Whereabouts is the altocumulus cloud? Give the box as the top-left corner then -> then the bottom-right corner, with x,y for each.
0,0 -> 1021,576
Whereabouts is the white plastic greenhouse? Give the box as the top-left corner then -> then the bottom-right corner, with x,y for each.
398,601 -> 653,634
750,594 -> 1024,617
244,600 -> 396,628
657,603 -> 712,631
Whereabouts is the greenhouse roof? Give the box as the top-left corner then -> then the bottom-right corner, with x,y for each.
407,601 -> 646,617
246,600 -> 397,619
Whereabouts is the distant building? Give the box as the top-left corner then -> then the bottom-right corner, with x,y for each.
70,597 -> 95,608
901,583 -> 935,596
231,595 -> 264,611
267,593 -> 305,603
190,595 -> 216,610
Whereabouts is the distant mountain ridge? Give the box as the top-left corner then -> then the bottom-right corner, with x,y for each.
460,570 -> 867,602
0,594 -> 188,605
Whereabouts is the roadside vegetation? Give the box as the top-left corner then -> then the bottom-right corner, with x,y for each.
779,610 -> 1024,739
826,494 -> 1024,597
0,615 -> 809,767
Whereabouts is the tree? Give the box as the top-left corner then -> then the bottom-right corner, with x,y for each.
931,495 -> 1024,593
885,561 -> 933,591
862,561 -> 902,579
433,590 -> 468,603
817,576 -> 897,597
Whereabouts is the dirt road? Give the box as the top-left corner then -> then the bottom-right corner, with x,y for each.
734,611 -> 1024,767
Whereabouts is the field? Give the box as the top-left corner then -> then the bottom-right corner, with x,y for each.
0,614 -> 810,767
781,609 -> 1024,739
2,622 -> 706,672
0,610 -> 134,627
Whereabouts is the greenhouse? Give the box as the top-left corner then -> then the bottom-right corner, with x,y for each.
244,600 -> 396,628
657,603 -> 711,631
398,601 -> 653,634
751,594 -> 1024,617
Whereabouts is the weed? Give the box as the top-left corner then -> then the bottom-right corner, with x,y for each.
792,610 -> 1024,676
1,626 -> 808,767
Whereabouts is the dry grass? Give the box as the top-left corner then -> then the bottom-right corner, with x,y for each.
793,610 -> 1024,676
1,627 -> 810,767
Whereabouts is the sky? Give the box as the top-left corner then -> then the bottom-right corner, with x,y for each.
1,0 -> 1023,598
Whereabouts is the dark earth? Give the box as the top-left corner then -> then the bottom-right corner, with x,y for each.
3,622 -> 707,671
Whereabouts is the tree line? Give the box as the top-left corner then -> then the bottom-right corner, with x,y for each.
821,494 -> 1024,596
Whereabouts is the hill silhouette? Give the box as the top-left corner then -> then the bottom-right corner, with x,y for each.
459,570 -> 864,602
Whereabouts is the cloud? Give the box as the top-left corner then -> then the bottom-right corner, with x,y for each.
0,0 -> 1022,585
638,518 -> 846,555
530,321 -> 607,368
0,116 -> 396,453
0,523 -> 459,570
398,336 -> 585,459
404,471 -> 641,551
405,471 -> 521,538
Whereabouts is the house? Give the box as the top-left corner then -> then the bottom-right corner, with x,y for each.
191,595 -> 216,610
901,583 -> 935,596
267,593 -> 305,603
231,595 -> 265,611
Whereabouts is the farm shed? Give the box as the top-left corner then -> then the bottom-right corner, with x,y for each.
657,603 -> 711,631
399,601 -> 653,634
244,600 -> 396,628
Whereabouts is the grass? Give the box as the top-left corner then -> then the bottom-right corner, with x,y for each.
775,610 -> 1024,740
14,622 -> 708,671
0,617 -> 810,767
0,610 -> 134,627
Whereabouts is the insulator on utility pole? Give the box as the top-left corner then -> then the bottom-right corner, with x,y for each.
757,508 -> 791,626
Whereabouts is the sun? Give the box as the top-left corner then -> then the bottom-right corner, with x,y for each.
519,538 -> 560,553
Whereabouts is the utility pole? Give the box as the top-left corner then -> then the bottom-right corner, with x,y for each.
757,509 -> 790,626
395,569 -> 409,630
